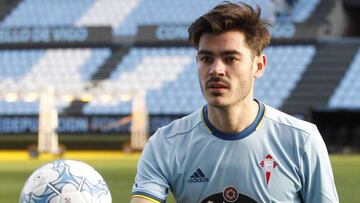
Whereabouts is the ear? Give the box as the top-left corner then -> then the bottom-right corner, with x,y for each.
254,54 -> 267,78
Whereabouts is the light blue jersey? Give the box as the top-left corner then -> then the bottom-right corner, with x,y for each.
132,102 -> 338,203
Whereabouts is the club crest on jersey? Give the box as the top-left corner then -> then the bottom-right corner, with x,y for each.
259,154 -> 278,185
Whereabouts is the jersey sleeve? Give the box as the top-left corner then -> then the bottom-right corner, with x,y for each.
131,130 -> 170,203
300,126 -> 339,203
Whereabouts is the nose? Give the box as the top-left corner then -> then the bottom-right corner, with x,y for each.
209,59 -> 225,77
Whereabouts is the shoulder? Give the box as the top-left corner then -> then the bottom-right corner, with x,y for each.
262,104 -> 329,160
148,107 -> 204,144
263,104 -> 317,136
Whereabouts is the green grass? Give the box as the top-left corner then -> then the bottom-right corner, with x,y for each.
0,155 -> 359,203
331,155 -> 360,203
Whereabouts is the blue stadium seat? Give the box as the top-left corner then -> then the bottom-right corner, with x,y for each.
0,0 -> 320,38
84,45 -> 314,114
0,101 -> 39,115
0,45 -> 316,115
291,0 -> 320,23
255,45 -> 315,108
1,0 -> 95,27
0,48 -> 111,115
329,49 -> 360,108
0,50 -> 45,81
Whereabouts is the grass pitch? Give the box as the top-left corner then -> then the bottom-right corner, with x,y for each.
0,151 -> 358,203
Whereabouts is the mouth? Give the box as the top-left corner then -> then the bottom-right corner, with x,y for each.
206,82 -> 229,93
204,77 -> 231,95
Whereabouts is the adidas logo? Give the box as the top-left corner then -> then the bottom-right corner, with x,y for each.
188,168 -> 209,183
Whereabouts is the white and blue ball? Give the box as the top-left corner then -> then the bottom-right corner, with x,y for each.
19,159 -> 112,203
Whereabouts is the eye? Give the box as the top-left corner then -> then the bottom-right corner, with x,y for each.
224,56 -> 238,64
199,56 -> 213,64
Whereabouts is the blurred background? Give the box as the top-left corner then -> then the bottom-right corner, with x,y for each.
0,0 -> 359,202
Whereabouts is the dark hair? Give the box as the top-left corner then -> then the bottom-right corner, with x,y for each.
188,1 -> 271,56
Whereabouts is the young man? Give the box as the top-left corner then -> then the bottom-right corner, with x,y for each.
131,2 -> 338,203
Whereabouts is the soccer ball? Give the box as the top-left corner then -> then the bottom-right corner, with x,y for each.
19,159 -> 112,203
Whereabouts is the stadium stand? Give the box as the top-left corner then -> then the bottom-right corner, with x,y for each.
0,100 -> 39,115
0,45 -> 315,115
282,41 -> 360,118
0,0 -> 341,116
81,45 -> 315,115
0,0 -> 95,27
114,0 -> 319,36
85,47 -> 196,114
329,46 -> 360,108
76,0 -> 140,33
0,0 -> 320,36
258,45 -> 315,109
0,48 -> 111,114
292,0 -> 320,22
0,0 -> 21,22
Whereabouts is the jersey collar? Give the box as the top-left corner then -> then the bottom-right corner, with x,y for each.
202,100 -> 265,140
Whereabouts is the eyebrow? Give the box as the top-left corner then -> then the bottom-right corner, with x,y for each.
197,50 -> 213,56
197,49 -> 243,57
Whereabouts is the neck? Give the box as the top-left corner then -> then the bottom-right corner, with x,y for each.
207,99 -> 259,133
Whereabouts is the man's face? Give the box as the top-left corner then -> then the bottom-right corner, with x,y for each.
197,30 -> 266,108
